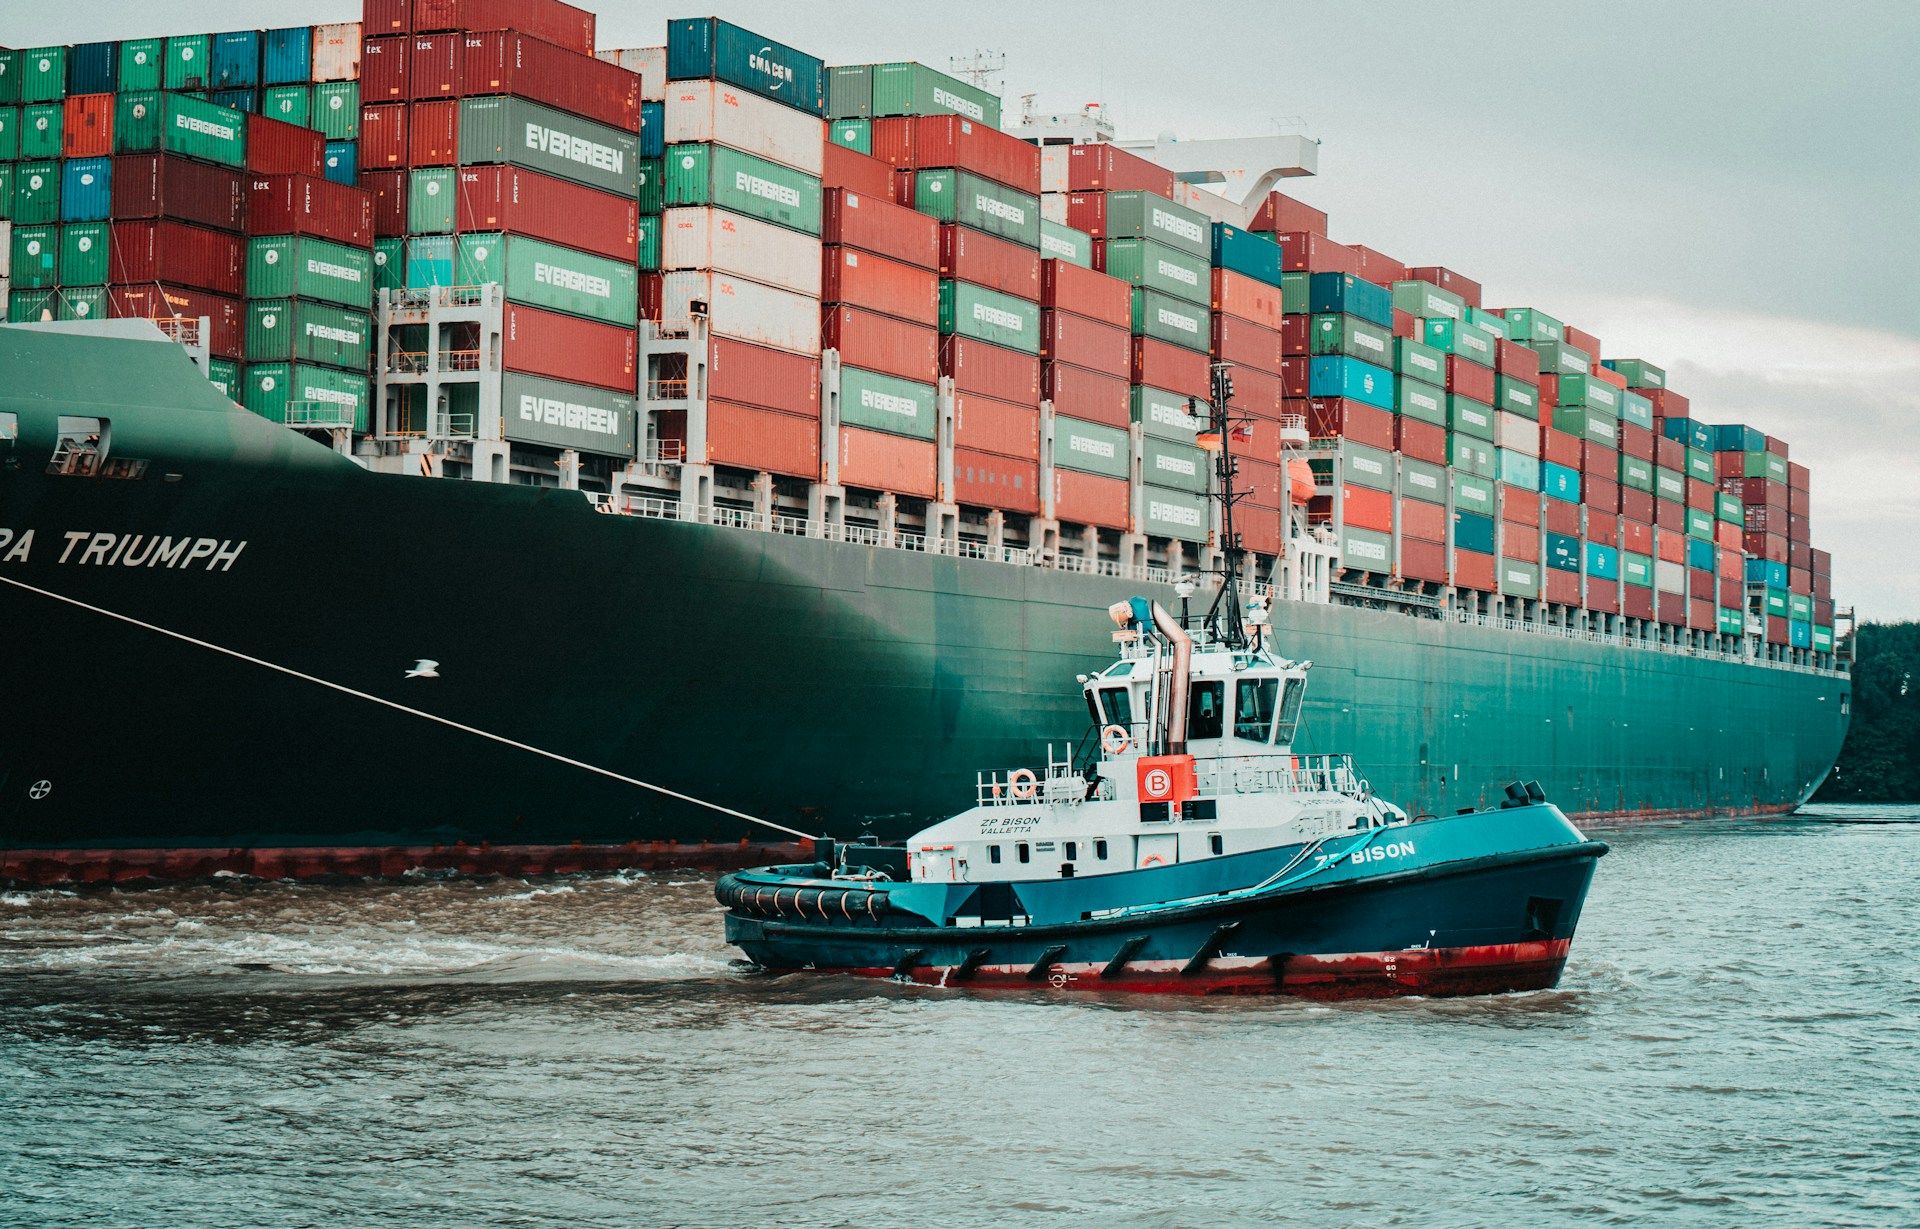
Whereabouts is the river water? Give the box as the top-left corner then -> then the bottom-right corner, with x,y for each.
3,805 -> 1917,1227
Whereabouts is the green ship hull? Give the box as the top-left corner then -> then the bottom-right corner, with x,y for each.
0,328 -> 1849,881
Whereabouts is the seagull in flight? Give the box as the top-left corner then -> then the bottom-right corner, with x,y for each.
405,659 -> 440,679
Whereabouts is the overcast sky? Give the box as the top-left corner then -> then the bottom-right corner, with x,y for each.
22,1 -> 1920,619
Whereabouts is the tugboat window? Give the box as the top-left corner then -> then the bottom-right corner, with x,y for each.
1064,841 -> 1077,860
1272,678 -> 1307,745
1099,686 -> 1133,730
1095,839 -> 1108,860
1209,833 -> 1224,856
1017,843 -> 1030,863
1188,681 -> 1226,740
1235,677 -> 1278,741
988,845 -> 1002,864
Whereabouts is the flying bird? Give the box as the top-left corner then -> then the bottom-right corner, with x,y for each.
405,659 -> 440,679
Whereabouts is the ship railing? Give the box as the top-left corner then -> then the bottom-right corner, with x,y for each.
647,377 -> 690,401
1453,610 -> 1845,678
1194,753 -> 1360,798
440,349 -> 482,372
977,746 -> 1087,807
388,349 -> 430,374
152,316 -> 202,347
283,400 -> 355,429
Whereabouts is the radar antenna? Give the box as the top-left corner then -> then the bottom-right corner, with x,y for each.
948,49 -> 1006,94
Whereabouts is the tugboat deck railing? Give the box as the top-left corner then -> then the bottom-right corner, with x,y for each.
976,751 -> 1361,808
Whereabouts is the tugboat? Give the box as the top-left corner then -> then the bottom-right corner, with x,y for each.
717,368 -> 1608,999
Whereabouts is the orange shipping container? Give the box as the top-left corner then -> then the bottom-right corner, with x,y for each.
839,427 -> 935,497
1399,497 -> 1446,543
1502,522 -> 1541,562
1239,458 -> 1283,508
951,448 -> 1040,514
1453,549 -> 1496,591
953,393 -> 1039,460
1656,531 -> 1687,564
1340,485 -> 1393,533
1210,268 -> 1284,329
1590,363 -> 1627,389
1053,468 -> 1129,529
705,401 -> 820,479
62,94 -> 113,158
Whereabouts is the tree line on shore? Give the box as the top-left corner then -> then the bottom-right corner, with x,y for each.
1816,621 -> 1919,803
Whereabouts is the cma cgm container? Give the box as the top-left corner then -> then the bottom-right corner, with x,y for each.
455,165 -> 639,263
462,31 -> 641,133
457,97 -> 639,196
666,17 -> 826,117
663,79 -> 824,175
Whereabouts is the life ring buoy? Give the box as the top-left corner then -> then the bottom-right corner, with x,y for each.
1141,854 -> 1167,868
1008,768 -> 1038,800
1101,724 -> 1132,755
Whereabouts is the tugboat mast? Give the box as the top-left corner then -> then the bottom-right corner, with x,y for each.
1196,360 -> 1251,651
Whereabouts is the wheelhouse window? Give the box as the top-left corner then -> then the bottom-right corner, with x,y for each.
1188,681 -> 1225,740
1273,678 -> 1307,746
1016,843 -> 1031,864
1235,677 -> 1278,742
988,845 -> 1002,864
1098,686 -> 1134,731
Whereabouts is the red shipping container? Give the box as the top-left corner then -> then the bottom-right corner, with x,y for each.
1654,529 -> 1687,565
360,104 -> 409,168
1718,547 -> 1743,580
822,246 -> 938,321
953,394 -> 1038,459
1500,484 -> 1540,526
1545,569 -> 1580,606
1280,314 -> 1309,356
1815,594 -> 1834,622
1239,458 -> 1284,507
1564,324 -> 1602,358
456,165 -> 637,261
1350,246 -> 1406,287
1588,512 -> 1620,547
940,225 -> 1039,299
110,220 -> 243,296
1655,435 -> 1683,470
1452,549 -> 1496,591
502,302 -> 635,391
1230,365 -> 1283,419
1340,485 -> 1392,533
1279,359 -> 1310,399
1406,266 -> 1481,310
1690,567 -> 1716,600
365,0 -> 410,35
248,175 -> 374,247
1642,388 -> 1690,418
1812,546 -> 1831,575
360,169 -> 407,237
1789,540 -> 1812,571
839,427 -> 935,498
1655,590 -> 1688,628
821,144 -> 895,197
952,448 -> 1040,514
1042,260 -> 1130,327
1395,416 -> 1447,465
247,114 -> 326,176
1686,477 -> 1714,512
943,337 -> 1039,406
1240,506 -> 1283,557
107,284 -> 241,359
408,99 -> 458,166
1590,364 -> 1626,390
1494,338 -> 1538,384
823,188 -> 938,269
1766,433 -> 1789,459
408,32 -> 459,100
1618,423 -> 1654,462
710,338 -> 819,418
1587,582 -> 1620,615
1307,398 -> 1393,451
1723,477 -> 1788,509
1790,487 -> 1810,518
1398,537 -> 1446,583
1211,268 -> 1284,329
1211,315 -> 1282,375
697,401 -> 819,479
1745,531 -> 1788,564
61,94 -> 113,158
1044,362 -> 1130,429
1655,498 -> 1684,533
1621,585 -> 1653,621
110,154 -> 245,231
1041,310 -> 1128,372
464,30 -> 642,132
1133,337 -> 1210,399
1789,567 -> 1812,596
1392,308 -> 1416,339
362,36 -> 409,100
1579,442 -> 1617,481
1065,144 -> 1175,196
1621,488 -> 1653,525
1503,522 -> 1541,562
1399,497 -> 1446,543
1276,232 -> 1361,275
1719,578 -> 1743,608
1544,498 -> 1578,536
1788,461 -> 1810,492
824,307 -> 938,383
1446,354 -> 1495,403
1540,427 -> 1580,469
1248,190 -> 1328,237
873,116 -> 1039,191
1691,598 -> 1719,633
415,0 -> 596,54
1053,468 -> 1130,529
1585,476 -> 1620,516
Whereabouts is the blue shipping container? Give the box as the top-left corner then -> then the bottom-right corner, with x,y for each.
1584,541 -> 1620,580
210,89 -> 259,114
1211,224 -> 1284,288
69,42 -> 118,95
1714,423 -> 1765,452
262,27 -> 312,85
1496,448 -> 1540,492
212,31 -> 261,89
1453,511 -> 1496,556
666,17 -> 826,117
1744,558 -> 1788,588
1541,460 -> 1581,504
1789,620 -> 1812,649
405,235 -> 455,288
1308,356 -> 1394,411
1308,272 -> 1392,326
1687,537 -> 1716,571
640,100 -> 665,158
1661,415 -> 1714,452
1546,532 -> 1581,573
323,140 -> 357,185
59,157 -> 111,221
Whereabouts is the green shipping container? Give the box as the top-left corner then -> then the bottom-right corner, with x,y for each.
372,237 -> 404,292
11,162 -> 59,224
1039,219 -> 1092,268
1393,337 -> 1445,385
1447,395 -> 1495,441
1720,607 -> 1746,637
939,280 -> 1039,354
1610,358 -> 1666,389
459,96 -> 640,197
454,233 -> 639,327
1716,491 -> 1742,524
1686,507 -> 1715,540
119,39 -> 165,93
19,47 -> 67,103
247,235 -> 375,309
636,215 -> 660,271
827,66 -> 872,119
409,166 -> 456,234
1281,271 -> 1309,315
1552,406 -> 1618,448
871,62 -> 1001,127
8,288 -> 57,322
1129,287 -> 1209,353
1399,456 -> 1447,503
0,50 -> 17,106
1310,312 -> 1394,365
1466,305 -> 1509,340
1498,558 -> 1542,599
313,82 -> 360,139
1142,435 -> 1208,494
664,142 -> 821,236
1343,441 -> 1394,492
839,366 -> 937,440
20,103 -> 61,160
1054,415 -> 1130,479
1095,190 -> 1209,259
1556,372 -> 1619,412
828,118 -> 871,153
635,159 -> 664,214
1496,449 -> 1540,491
1618,454 -> 1655,493
1132,385 -> 1206,442
1622,552 -> 1654,588
244,362 -> 371,431
1533,340 -> 1590,378
1424,316 -> 1497,367
1616,388 -> 1654,429
0,107 -> 15,161
113,93 -> 247,167
1765,588 -> 1789,617
1393,280 -> 1465,322
165,35 -> 211,91
1339,524 -> 1393,572
1742,451 -> 1790,483
911,168 -> 1038,247
246,299 -> 373,369
1788,593 -> 1812,621
1685,447 -> 1714,483
1450,434 -> 1495,479
57,286 -> 106,321
59,222 -> 109,286
501,371 -> 637,457
1395,377 -> 1446,426
1142,485 -> 1211,544
207,356 -> 241,401
1102,238 -> 1209,305
1654,466 -> 1685,502
1812,624 -> 1833,652
0,165 -> 16,221
1452,472 -> 1495,516
1495,374 -> 1540,420
262,84 -> 311,127
1504,308 -> 1563,344
10,224 -> 58,289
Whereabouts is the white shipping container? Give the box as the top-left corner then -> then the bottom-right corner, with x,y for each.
310,22 -> 362,83
597,46 -> 666,101
1494,410 -> 1540,456
661,207 -> 822,298
0,221 -> 11,279
661,271 -> 821,356
1039,148 -> 1070,194
1654,558 -> 1685,594
663,80 -> 825,176
1040,192 -> 1069,225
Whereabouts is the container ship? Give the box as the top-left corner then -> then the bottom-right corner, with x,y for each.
0,5 -> 1851,883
